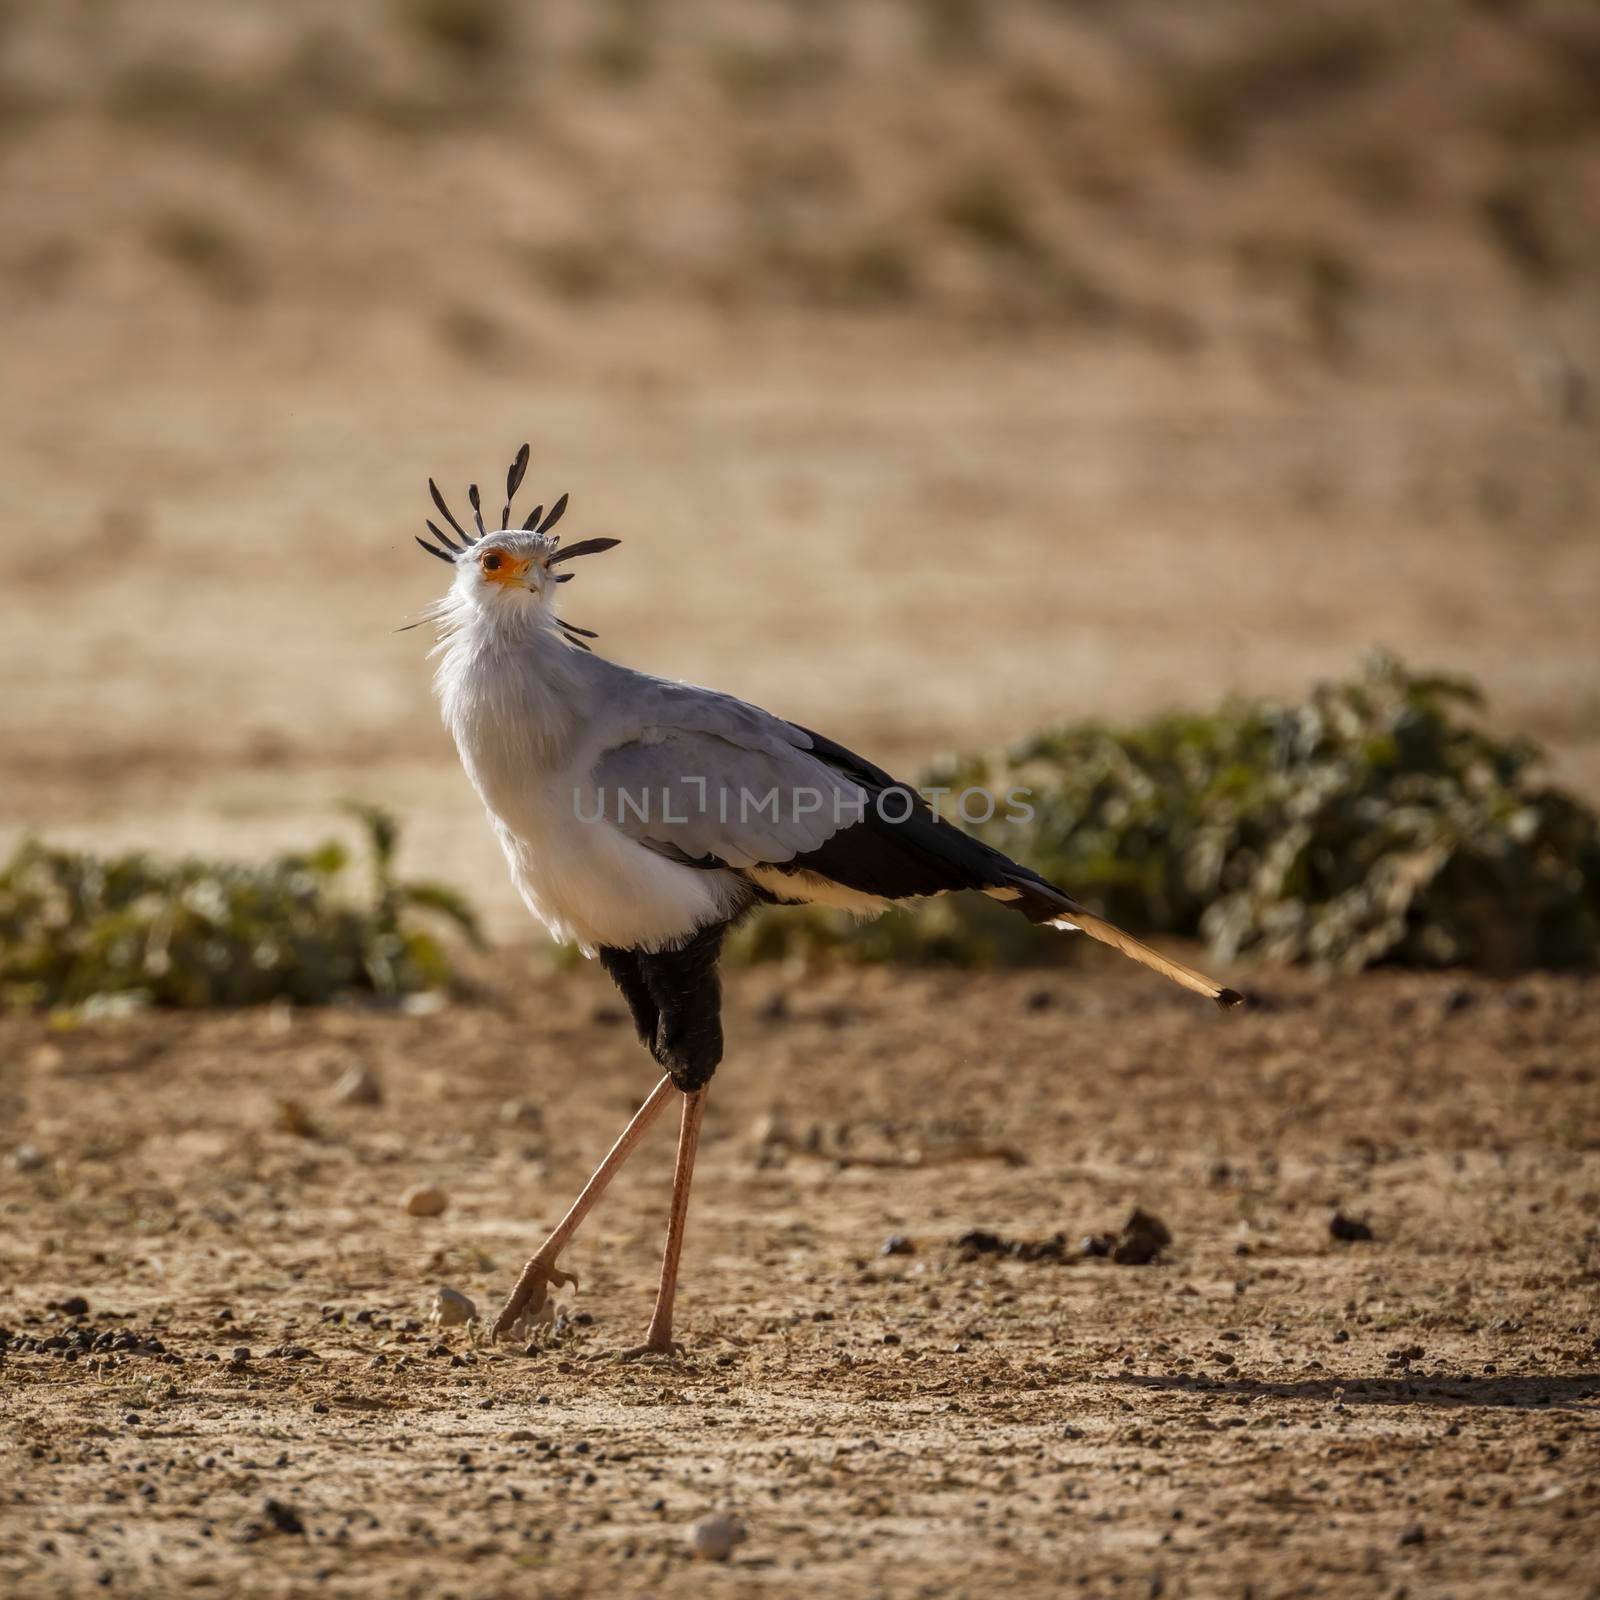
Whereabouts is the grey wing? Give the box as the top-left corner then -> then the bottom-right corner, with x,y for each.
592,729 -> 868,869
598,669 -> 817,762
581,662 -> 1245,1009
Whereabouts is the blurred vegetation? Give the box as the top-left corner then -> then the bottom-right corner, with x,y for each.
736,656 -> 1600,975
0,807 -> 481,1011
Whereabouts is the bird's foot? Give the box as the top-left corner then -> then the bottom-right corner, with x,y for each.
492,1255 -> 579,1344
615,1337 -> 685,1363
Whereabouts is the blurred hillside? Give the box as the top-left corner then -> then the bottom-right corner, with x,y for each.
3,0 -> 1598,372
2,0 -> 1597,936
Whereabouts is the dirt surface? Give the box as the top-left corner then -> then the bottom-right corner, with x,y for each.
3,958 -> 1598,1597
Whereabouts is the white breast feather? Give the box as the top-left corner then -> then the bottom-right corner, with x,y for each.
434,616 -> 745,954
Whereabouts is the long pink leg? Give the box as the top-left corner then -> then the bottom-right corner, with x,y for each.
492,1075 -> 676,1340
625,1086 -> 710,1358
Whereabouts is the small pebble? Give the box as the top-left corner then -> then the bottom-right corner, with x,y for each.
499,1097 -> 545,1130
403,1186 -> 448,1218
333,1064 -> 383,1106
263,1499 -> 305,1536
686,1513 -> 746,1562
1330,1212 -> 1375,1242
1111,1209 -> 1173,1266
428,1287 -> 477,1328
10,1145 -> 47,1172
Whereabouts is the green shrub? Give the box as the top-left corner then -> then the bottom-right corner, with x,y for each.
0,807 -> 481,1011
736,655 -> 1600,974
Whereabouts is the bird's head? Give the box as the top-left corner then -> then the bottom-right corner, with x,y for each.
417,443 -> 618,649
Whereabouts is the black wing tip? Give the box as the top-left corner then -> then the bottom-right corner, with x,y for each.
1214,987 -> 1247,1012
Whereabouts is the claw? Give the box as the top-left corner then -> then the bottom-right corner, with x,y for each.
492,1257 -> 578,1343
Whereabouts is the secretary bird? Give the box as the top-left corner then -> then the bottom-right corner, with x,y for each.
417,444 -> 1242,1357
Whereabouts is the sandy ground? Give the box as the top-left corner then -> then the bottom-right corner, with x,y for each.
2,957 -> 1597,1598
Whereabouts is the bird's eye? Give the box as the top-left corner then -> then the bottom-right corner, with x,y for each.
482,553 -> 502,573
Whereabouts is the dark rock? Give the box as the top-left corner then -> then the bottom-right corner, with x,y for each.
1330,1212 -> 1374,1242
1111,1209 -> 1174,1266
955,1229 -> 1070,1263
263,1499 -> 306,1536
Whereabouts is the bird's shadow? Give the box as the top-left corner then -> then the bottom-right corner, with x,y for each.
1113,1372 -> 1600,1410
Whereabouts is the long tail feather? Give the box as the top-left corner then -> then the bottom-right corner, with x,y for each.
1050,897 -> 1242,1010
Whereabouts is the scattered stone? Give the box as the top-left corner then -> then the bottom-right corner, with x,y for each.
273,1098 -> 318,1139
954,1230 -> 1071,1263
1112,1209 -> 1173,1266
428,1287 -> 477,1329
499,1097 -> 545,1131
263,1499 -> 305,1536
403,1185 -> 448,1218
880,1235 -> 915,1257
686,1513 -> 746,1562
333,1064 -> 383,1106
54,1296 -> 90,1317
1080,1233 -> 1115,1258
11,1145 -> 47,1172
1398,1523 -> 1426,1546
1330,1212 -> 1375,1242
232,1347 -> 251,1363
751,1111 -> 793,1149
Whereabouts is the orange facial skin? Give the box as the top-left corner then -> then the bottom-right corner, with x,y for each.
479,550 -> 535,587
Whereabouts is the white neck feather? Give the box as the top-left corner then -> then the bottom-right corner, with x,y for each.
430,591 -> 584,775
